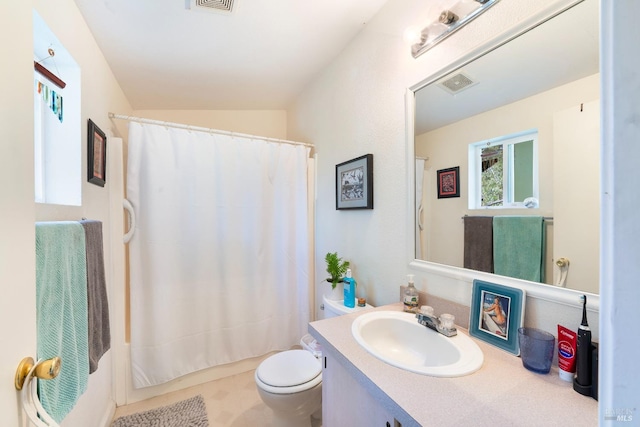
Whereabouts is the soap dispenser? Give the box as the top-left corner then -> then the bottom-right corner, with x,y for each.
343,269 -> 356,308
403,275 -> 419,313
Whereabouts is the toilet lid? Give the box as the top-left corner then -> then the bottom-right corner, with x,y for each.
257,350 -> 321,387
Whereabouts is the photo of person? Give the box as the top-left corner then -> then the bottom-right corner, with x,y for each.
480,291 -> 511,340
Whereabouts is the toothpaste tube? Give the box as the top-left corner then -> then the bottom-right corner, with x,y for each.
558,324 -> 577,382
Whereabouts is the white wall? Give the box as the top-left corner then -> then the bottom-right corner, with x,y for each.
290,0 -> 640,417
132,110 -> 288,139
287,0 -> 602,346
288,0 -> 581,306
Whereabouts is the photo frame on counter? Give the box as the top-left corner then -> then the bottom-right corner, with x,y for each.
336,154 -> 373,210
87,119 -> 107,187
437,166 -> 459,198
469,279 -> 525,355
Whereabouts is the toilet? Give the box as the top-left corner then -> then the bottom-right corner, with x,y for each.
254,295 -> 373,427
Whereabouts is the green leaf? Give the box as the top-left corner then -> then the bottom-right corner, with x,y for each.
325,252 -> 350,289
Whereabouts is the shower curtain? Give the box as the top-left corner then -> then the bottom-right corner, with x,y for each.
127,122 -> 311,388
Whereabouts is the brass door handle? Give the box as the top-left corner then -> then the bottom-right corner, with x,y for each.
15,356 -> 61,390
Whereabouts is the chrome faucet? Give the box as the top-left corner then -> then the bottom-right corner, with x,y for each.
416,307 -> 457,337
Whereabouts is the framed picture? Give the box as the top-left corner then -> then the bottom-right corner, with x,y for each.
437,166 -> 459,198
336,154 -> 373,210
469,279 -> 525,355
87,119 -> 107,187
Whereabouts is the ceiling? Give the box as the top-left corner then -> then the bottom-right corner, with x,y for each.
414,0 -> 599,135
72,0 -> 389,110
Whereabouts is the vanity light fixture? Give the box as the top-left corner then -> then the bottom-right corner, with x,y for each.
410,0 -> 500,58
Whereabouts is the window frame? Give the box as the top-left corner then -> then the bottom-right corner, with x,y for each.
468,129 -> 539,210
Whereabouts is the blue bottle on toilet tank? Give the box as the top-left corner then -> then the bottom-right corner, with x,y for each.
343,268 -> 356,308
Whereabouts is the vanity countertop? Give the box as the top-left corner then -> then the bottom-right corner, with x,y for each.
309,303 -> 598,427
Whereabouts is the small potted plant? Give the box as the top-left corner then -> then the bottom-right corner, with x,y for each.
325,252 -> 349,300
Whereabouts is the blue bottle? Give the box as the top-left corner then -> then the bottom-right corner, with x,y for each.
343,268 -> 356,308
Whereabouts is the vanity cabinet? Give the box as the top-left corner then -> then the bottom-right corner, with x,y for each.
311,304 -> 597,426
322,352 -> 407,427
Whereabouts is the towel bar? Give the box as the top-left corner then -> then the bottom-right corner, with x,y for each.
460,215 -> 554,221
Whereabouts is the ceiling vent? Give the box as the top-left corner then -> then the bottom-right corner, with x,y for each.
187,0 -> 236,14
437,72 -> 478,95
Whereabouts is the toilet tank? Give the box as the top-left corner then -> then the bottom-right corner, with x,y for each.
322,295 -> 374,319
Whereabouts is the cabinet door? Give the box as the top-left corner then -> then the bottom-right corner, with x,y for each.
322,353 -> 395,426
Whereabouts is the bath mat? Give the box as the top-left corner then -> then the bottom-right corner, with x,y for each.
111,395 -> 209,427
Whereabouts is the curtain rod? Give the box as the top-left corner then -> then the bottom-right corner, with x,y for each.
108,113 -> 314,148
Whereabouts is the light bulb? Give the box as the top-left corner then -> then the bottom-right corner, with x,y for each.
403,26 -> 423,45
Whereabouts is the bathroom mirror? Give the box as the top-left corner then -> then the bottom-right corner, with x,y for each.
411,0 -> 600,295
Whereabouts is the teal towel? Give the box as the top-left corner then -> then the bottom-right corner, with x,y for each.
493,216 -> 545,282
36,222 -> 89,423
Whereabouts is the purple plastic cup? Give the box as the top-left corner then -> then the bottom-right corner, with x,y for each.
518,327 -> 555,374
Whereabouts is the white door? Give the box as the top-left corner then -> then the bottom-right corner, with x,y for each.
1,2 -> 38,425
0,206 -> 36,427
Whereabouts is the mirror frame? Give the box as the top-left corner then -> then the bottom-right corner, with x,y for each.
405,0 -> 599,311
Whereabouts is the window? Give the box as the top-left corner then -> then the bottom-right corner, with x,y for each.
468,129 -> 538,209
34,11 -> 81,205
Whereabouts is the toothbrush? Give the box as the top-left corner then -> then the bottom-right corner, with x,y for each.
575,294 -> 592,387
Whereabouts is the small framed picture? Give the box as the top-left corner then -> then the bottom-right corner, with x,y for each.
469,279 -> 525,355
437,166 -> 459,198
336,154 -> 373,210
87,119 -> 107,187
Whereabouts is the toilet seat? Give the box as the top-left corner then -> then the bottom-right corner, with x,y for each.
256,350 -> 322,394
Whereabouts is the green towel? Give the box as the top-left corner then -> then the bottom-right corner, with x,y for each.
35,222 -> 89,423
493,216 -> 545,282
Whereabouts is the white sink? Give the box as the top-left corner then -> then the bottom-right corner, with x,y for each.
351,311 -> 483,377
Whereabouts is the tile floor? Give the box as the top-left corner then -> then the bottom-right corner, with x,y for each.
111,369 -> 322,427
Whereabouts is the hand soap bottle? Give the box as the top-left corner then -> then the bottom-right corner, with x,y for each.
343,269 -> 356,308
403,274 -> 419,313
